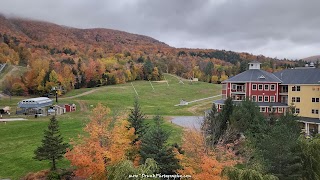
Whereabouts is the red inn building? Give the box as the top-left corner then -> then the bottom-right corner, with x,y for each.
214,61 -> 288,115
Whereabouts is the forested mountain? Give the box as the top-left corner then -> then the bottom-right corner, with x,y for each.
0,14 -> 299,95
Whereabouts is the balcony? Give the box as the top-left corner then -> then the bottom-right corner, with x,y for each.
230,84 -> 246,94
279,85 -> 288,95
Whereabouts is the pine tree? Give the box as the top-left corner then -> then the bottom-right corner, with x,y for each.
201,103 -> 221,146
128,97 -> 146,143
218,97 -> 234,137
140,115 -> 180,175
34,116 -> 69,170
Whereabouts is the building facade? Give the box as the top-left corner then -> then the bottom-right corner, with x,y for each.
215,61 -> 288,115
215,62 -> 320,135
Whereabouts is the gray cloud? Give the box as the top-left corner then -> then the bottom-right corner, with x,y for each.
0,0 -> 319,59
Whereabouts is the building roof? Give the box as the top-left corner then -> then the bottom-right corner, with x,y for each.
18,97 -> 53,108
273,68 -> 320,85
298,117 -> 320,124
214,99 -> 288,107
223,69 -> 282,83
249,60 -> 261,64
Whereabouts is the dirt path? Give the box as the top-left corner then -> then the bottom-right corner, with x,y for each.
76,100 -> 88,112
60,89 -> 100,99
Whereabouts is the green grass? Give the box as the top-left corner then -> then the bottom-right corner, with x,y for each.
0,74 -> 221,179
0,111 -> 88,179
75,74 -> 221,116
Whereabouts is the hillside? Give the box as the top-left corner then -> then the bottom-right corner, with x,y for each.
0,14 -> 298,96
302,55 -> 320,62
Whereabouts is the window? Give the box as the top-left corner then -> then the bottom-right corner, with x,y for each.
232,84 -> 237,90
252,95 -> 257,102
258,84 -> 263,90
312,98 -> 320,102
273,107 -> 277,113
264,84 -> 269,90
260,107 -> 266,112
270,84 -> 275,91
312,109 -> 319,114
295,108 -> 300,114
270,96 -> 275,102
268,107 -> 272,112
264,96 -> 269,102
252,84 -> 257,90
292,97 -> 296,102
222,84 -> 227,90
296,97 -> 300,102
292,86 -> 301,91
258,96 -> 263,102
278,108 -> 283,113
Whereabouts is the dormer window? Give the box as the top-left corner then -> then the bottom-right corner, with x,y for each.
259,75 -> 265,79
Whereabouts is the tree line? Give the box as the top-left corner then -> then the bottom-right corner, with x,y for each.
202,98 -> 320,180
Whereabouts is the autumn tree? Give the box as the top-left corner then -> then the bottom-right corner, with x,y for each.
140,115 -> 180,175
34,116 -> 69,170
178,129 -> 238,180
65,104 -> 135,179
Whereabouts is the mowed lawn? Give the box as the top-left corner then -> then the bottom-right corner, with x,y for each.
72,74 -> 221,116
0,74 -> 221,179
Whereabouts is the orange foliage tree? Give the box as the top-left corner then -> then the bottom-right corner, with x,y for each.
65,104 -> 135,179
178,129 -> 238,180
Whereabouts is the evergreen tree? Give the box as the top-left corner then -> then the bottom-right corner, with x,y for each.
258,114 -> 302,179
218,97 -> 234,134
140,115 -> 180,175
299,135 -> 320,180
34,116 -> 69,170
128,97 -> 146,143
201,103 -> 221,146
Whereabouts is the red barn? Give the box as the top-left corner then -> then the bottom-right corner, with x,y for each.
215,61 -> 288,115
65,104 -> 76,112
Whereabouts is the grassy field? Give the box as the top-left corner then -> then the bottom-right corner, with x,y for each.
0,74 -> 221,179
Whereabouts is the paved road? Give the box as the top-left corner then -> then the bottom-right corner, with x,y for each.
171,116 -> 204,130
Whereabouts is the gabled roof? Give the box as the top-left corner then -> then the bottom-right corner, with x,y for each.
274,68 -> 320,84
223,69 -> 282,83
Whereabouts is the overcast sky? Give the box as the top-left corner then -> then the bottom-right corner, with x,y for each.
1,0 -> 319,59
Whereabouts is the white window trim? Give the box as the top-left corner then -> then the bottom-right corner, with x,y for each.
258,95 -> 263,102
278,108 -> 283,113
270,96 -> 275,102
252,95 -> 257,102
264,84 -> 269,91
260,107 -> 266,112
264,96 -> 269,102
270,84 -> 275,91
258,84 -> 263,91
252,84 -> 257,90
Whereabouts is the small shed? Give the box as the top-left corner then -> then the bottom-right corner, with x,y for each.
65,104 -> 76,112
17,97 -> 53,116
